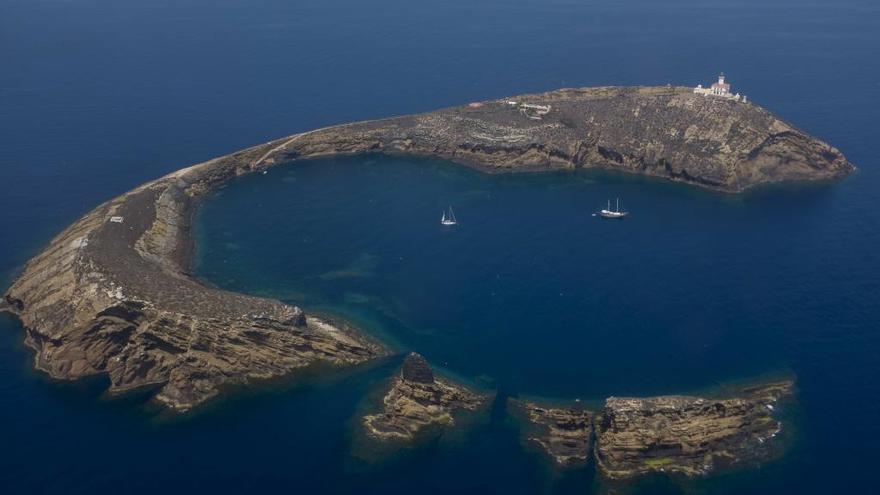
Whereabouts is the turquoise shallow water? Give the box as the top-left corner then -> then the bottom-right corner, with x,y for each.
2,0 -> 879,492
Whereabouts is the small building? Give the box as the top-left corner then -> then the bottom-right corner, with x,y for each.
694,73 -> 746,102
519,103 -> 552,120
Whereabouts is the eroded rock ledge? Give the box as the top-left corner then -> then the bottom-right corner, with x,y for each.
3,85 -> 849,411
514,400 -> 593,466
517,381 -> 793,479
362,353 -> 486,440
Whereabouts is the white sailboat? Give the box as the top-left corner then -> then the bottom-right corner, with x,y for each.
441,206 -> 458,226
599,198 -> 628,219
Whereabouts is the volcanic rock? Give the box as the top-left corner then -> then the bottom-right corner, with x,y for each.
594,381 -> 793,479
363,353 -> 486,440
515,401 -> 594,465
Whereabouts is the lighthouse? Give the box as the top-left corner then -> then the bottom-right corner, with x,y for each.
693,73 -> 744,101
711,73 -> 730,96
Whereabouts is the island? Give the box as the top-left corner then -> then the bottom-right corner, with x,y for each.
1,85 -> 851,413
517,381 -> 793,479
362,353 -> 487,440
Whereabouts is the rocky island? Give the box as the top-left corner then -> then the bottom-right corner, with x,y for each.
2,86 -> 849,413
362,353 -> 486,440
518,381 -> 793,479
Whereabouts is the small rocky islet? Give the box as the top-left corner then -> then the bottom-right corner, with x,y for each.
362,353 -> 487,441
1,85 -> 846,479
516,381 -> 793,479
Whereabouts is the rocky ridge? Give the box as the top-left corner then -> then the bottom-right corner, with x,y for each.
1,158 -> 386,411
269,86 -> 853,192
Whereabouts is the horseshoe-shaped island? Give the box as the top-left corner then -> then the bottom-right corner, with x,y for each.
1,86 -> 850,478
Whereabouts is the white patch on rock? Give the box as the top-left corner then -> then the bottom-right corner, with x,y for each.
70,237 -> 89,249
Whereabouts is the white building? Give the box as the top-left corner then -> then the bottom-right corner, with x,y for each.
694,73 -> 746,102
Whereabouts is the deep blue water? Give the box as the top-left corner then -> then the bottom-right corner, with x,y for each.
2,0 -> 879,493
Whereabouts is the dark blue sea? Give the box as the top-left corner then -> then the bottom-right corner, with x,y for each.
2,0 -> 878,493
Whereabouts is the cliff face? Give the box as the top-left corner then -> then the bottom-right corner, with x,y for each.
362,353 -> 486,440
2,86 -> 847,412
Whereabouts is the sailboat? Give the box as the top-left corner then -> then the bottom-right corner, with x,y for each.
441,206 -> 458,226
599,198 -> 628,219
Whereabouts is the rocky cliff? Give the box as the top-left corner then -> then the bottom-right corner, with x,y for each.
362,353 -> 486,440
3,85 -> 846,412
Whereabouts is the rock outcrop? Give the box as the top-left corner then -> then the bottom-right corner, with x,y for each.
3,85 -> 846,411
362,353 -> 486,440
514,381 -> 792,479
514,401 -> 593,465
594,381 -> 793,479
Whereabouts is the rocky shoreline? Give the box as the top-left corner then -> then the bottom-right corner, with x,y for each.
2,86 -> 848,416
